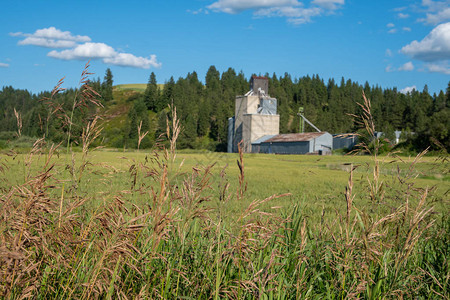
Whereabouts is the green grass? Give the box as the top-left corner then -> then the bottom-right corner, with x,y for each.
114,83 -> 164,92
3,150 -> 448,222
1,147 -> 449,298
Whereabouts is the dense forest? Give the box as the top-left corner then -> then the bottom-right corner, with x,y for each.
1,66 -> 449,153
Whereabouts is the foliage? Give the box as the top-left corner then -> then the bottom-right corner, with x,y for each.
102,68 -> 114,102
0,68 -> 449,153
0,82 -> 448,299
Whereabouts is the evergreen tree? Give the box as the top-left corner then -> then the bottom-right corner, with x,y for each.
102,68 -> 114,102
144,72 -> 159,111
159,77 -> 175,111
197,99 -> 210,137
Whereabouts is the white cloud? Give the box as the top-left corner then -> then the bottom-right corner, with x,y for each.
400,85 -> 417,94
206,0 -> 344,24
419,0 -> 450,25
207,0 -> 300,14
398,61 -> 414,71
403,27 -> 412,32
385,48 -> 393,57
398,13 -> 409,19
401,22 -> 450,61
425,62 -> 450,73
11,27 -> 91,48
18,37 -> 77,48
104,53 -> 161,69
422,8 -> 450,25
387,23 -> 395,28
255,6 -> 322,24
393,6 -> 407,12
48,42 -> 161,69
385,64 -> 394,72
0,62 -> 9,68
421,0 -> 449,11
12,27 -> 161,69
188,8 -> 207,14
9,32 -> 23,37
30,27 -> 90,42
48,43 -> 116,60
311,0 -> 344,10
388,28 -> 397,34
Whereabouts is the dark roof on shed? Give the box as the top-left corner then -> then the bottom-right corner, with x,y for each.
263,132 -> 327,143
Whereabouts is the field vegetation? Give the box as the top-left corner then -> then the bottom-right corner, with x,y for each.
115,84 -> 165,92
0,65 -> 449,299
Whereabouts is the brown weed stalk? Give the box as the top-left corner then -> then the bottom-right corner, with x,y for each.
236,140 -> 247,201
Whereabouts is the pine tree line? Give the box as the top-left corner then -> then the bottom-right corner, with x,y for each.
0,66 -> 449,152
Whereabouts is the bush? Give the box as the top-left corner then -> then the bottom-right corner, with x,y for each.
0,131 -> 16,141
9,135 -> 38,149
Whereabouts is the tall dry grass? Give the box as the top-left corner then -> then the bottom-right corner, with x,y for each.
0,70 -> 448,299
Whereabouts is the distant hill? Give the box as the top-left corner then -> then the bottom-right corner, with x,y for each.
114,84 -> 164,92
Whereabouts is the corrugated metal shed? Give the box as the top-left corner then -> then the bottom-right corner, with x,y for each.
257,132 -> 333,155
251,135 -> 277,153
333,134 -> 358,150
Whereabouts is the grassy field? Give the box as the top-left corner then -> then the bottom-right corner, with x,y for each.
1,131 -> 449,298
114,83 -> 164,92
4,150 -> 447,220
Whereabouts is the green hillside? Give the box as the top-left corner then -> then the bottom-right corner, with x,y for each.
99,87 -> 157,149
114,83 -> 164,92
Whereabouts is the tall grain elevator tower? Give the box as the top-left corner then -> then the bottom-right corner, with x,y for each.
227,76 -> 280,153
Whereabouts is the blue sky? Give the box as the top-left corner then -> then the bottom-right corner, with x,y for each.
1,0 -> 449,95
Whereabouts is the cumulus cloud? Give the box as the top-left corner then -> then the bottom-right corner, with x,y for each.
398,61 -> 414,71
388,28 -> 397,34
11,27 -> 161,69
311,0 -> 344,10
418,0 -> 450,24
11,27 -> 90,48
255,6 -> 322,24
206,0 -> 344,24
401,22 -> 450,61
421,0 -> 449,11
398,12 -> 409,19
403,27 -> 411,32
48,43 -> 116,60
19,37 -> 77,48
425,62 -> 450,73
385,49 -> 393,57
48,42 -> 161,69
30,27 -> 90,42
422,8 -> 450,25
104,53 -> 161,69
400,85 -> 417,94
387,23 -> 395,28
0,62 -> 9,68
208,0 -> 299,14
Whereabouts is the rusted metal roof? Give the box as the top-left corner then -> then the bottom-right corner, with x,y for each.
263,132 -> 326,143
